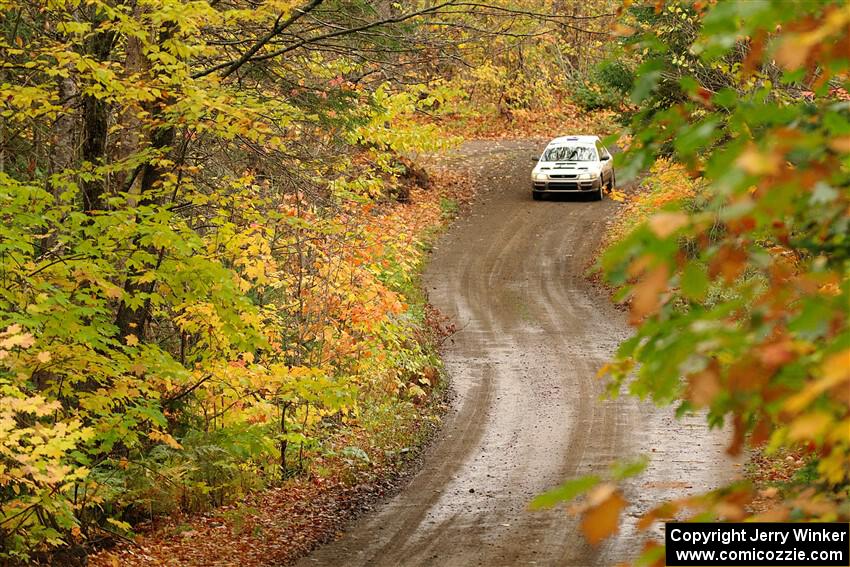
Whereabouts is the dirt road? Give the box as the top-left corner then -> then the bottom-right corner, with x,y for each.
297,141 -> 739,567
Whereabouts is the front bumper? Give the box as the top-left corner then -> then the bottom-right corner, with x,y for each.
532,178 -> 601,193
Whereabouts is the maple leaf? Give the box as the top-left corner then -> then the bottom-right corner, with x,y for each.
647,211 -> 688,238
686,363 -> 721,408
581,484 -> 626,545
629,263 -> 669,324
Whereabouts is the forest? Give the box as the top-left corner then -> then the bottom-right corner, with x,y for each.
0,0 -> 848,565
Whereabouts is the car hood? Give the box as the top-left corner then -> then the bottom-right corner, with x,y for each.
533,162 -> 600,175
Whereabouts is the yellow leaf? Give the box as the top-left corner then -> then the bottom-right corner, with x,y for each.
103,284 -> 123,299
3,324 -> 21,335
149,429 -> 182,450
608,189 -> 626,202
788,412 -> 831,442
124,334 -> 139,346
0,331 -> 35,349
819,449 -> 850,484
784,349 -> 850,414
822,349 -> 850,382
827,419 -> 850,445
36,351 -> 52,363
736,145 -> 781,175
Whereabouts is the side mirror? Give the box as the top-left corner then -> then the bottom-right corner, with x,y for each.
600,154 -> 610,161
531,156 -> 540,162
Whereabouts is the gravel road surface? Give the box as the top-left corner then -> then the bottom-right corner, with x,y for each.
297,140 -> 739,567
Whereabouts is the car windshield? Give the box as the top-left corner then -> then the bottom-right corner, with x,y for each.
542,145 -> 596,162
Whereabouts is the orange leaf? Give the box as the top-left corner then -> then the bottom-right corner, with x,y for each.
581,485 -> 626,545
775,35 -> 813,71
637,501 -> 679,531
727,413 -> 745,456
828,136 -> 850,153
751,416 -> 772,447
758,340 -> 795,369
648,212 -> 688,238
709,245 -> 747,283
630,263 -> 669,325
612,24 -> 635,37
741,32 -> 766,77
752,505 -> 790,523
686,362 -> 721,407
728,357 -> 771,392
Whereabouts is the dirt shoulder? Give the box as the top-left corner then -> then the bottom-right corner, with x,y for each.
88,170 -> 472,567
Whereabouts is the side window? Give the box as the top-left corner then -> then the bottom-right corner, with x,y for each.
598,143 -> 610,160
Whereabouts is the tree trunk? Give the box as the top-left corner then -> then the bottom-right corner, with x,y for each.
114,24 -> 177,342
80,25 -> 114,212
113,124 -> 175,341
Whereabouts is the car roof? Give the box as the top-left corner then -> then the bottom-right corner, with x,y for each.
546,135 -> 599,146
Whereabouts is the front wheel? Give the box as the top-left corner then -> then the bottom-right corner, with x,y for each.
595,179 -> 604,201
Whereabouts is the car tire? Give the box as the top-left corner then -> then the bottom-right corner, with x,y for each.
595,179 -> 604,201
532,192 -> 542,201
597,172 -> 614,201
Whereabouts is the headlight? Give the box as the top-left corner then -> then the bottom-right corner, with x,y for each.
533,172 -> 548,181
578,173 -> 595,180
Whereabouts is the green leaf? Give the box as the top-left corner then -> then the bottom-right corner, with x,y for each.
530,475 -> 600,509
610,456 -> 649,480
631,60 -> 664,103
341,446 -> 371,463
680,261 -> 709,302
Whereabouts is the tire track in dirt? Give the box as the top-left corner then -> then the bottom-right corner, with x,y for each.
296,140 -> 740,567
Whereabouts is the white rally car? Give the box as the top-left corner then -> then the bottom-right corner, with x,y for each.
531,135 -> 614,200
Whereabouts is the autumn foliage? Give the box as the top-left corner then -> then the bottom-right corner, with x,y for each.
3,0 -> 848,563
585,0 -> 850,559
0,0 -> 626,557
0,0 -> 477,559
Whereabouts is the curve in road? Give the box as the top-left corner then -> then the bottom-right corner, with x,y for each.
297,140 -> 739,567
